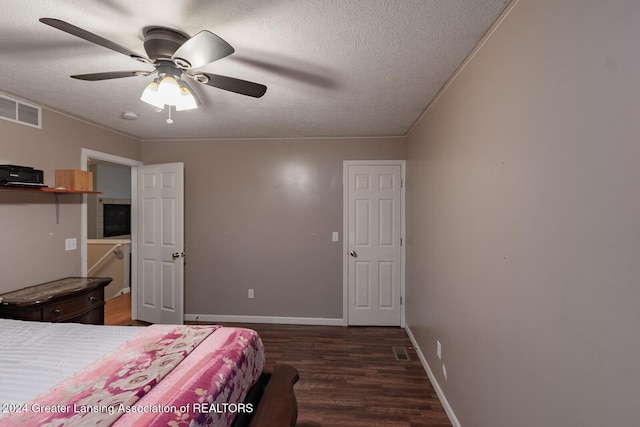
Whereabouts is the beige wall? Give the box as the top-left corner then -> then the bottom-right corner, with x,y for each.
0,106 -> 140,292
406,0 -> 640,425
142,137 -> 405,320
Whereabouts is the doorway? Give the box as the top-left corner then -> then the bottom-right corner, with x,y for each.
80,149 -> 142,323
343,160 -> 406,326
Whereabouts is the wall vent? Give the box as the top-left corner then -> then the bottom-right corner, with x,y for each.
0,93 -> 41,129
393,346 -> 410,361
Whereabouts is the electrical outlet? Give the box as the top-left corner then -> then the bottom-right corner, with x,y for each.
65,238 -> 77,251
437,341 -> 442,359
248,289 -> 254,299
332,231 -> 339,242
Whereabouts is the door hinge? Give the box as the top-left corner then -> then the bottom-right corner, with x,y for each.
400,237 -> 403,246
401,178 -> 404,188
400,296 -> 403,305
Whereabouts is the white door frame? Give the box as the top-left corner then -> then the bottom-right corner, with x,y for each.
80,148 -> 143,319
343,160 -> 406,327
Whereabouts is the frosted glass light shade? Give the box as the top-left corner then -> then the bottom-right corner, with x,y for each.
140,80 -> 164,109
175,86 -> 198,111
157,76 -> 181,104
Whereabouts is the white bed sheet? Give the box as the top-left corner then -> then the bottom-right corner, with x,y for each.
0,318 -> 145,406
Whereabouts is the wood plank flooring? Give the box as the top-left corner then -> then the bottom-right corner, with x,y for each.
104,292 -> 135,326
105,294 -> 452,427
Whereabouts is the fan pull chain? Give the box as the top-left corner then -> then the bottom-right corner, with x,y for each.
166,106 -> 174,124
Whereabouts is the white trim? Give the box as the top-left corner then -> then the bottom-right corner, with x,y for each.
81,149 -> 143,169
405,325 -> 461,427
141,135 -> 406,143
106,286 -> 131,301
342,160 -> 406,327
130,166 -> 138,320
184,314 -> 345,326
342,162 -> 349,326
80,149 -> 142,319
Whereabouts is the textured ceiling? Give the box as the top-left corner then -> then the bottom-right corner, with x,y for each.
0,0 -> 509,140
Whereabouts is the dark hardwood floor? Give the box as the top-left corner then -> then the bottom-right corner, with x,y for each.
105,294 -> 452,427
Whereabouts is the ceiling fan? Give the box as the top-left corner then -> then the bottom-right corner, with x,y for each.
39,18 -> 267,111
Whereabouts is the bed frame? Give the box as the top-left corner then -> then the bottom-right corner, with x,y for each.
234,364 -> 299,427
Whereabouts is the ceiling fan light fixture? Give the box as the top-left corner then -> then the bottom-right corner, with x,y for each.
40,18 -> 267,112
140,75 -> 199,111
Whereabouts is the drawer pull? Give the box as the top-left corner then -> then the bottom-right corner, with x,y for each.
89,296 -> 96,302
54,309 -> 61,315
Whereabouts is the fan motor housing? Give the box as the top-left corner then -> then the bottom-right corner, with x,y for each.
142,26 -> 190,61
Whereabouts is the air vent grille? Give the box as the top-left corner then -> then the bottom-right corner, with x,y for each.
393,346 -> 410,361
0,93 -> 41,128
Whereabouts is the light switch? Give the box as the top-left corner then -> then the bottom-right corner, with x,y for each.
65,238 -> 77,251
332,231 -> 339,242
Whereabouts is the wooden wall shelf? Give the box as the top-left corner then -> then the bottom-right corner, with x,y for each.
0,186 -> 100,194
43,188 -> 101,194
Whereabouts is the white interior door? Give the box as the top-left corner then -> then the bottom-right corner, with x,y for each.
135,162 -> 184,324
346,162 -> 403,326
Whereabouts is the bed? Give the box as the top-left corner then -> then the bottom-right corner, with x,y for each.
0,319 -> 298,426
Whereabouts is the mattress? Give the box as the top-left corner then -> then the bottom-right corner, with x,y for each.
0,319 -> 265,427
0,318 -> 145,405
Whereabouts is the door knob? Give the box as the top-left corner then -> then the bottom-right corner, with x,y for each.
172,252 -> 180,260
349,250 -> 358,258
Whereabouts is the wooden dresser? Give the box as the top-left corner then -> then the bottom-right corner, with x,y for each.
0,277 -> 111,324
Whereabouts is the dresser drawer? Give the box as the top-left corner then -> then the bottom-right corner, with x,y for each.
0,304 -> 41,321
42,288 -> 104,321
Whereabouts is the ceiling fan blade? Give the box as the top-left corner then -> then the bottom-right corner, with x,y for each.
71,71 -> 153,81
197,73 -> 267,98
39,18 -> 149,61
171,31 -> 234,69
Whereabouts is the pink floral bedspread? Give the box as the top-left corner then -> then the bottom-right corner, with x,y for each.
1,325 -> 265,427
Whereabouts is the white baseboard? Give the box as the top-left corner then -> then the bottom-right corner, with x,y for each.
107,287 -> 131,301
405,325 -> 461,427
184,313 -> 345,326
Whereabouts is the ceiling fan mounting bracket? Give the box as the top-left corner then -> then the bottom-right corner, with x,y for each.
173,58 -> 192,70
192,73 -> 210,84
